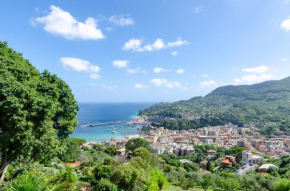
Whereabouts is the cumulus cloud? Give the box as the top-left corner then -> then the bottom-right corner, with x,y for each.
32,5 -> 104,40
109,15 -> 134,26
134,83 -> 148,89
202,74 -> 209,77
127,68 -> 146,74
176,69 -> 185,74
150,79 -> 187,89
112,60 -> 146,74
171,51 -> 178,56
153,67 -> 170,73
122,37 -> 189,52
200,80 -> 217,88
281,18 -> 290,31
234,74 -> 274,84
242,65 -> 269,73
112,60 -> 128,68
60,57 -> 101,79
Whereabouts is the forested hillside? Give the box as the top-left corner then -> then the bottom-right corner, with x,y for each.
139,77 -> 290,126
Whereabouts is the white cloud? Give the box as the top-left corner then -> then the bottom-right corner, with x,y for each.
285,0 -> 290,4
143,38 -> 165,51
167,37 -> 189,47
60,57 -> 100,74
200,80 -> 217,88
282,58 -> 287,62
153,67 -> 170,73
112,60 -> 146,74
90,73 -> 101,79
176,69 -> 185,74
112,60 -> 128,68
242,65 -> 269,73
281,18 -> 290,31
150,79 -> 187,89
234,74 -> 274,84
32,5 -> 104,40
127,68 -> 146,74
122,39 -> 143,52
90,83 -> 118,90
101,84 -> 118,90
109,15 -> 134,26
151,79 -> 166,86
194,6 -> 202,14
134,83 -> 148,89
171,51 -> 178,56
122,37 -> 189,52
202,74 -> 209,77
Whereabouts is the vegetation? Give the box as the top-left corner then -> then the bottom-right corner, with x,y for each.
0,41 -> 79,181
140,77 -> 290,128
3,42 -> 290,190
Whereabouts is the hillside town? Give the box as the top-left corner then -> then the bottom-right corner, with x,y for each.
82,120 -> 290,174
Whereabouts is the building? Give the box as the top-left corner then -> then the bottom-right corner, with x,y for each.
221,156 -> 236,168
258,164 -> 278,173
242,151 -> 264,165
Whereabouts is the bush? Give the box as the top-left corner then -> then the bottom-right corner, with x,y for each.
94,178 -> 117,191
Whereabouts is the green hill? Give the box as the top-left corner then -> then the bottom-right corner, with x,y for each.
139,77 -> 290,126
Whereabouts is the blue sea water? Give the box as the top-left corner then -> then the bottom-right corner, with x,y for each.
71,102 -> 154,142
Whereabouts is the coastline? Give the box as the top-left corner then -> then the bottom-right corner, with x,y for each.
71,102 -> 154,142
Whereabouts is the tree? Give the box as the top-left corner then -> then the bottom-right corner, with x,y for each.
200,176 -> 212,191
103,146 -> 119,156
132,147 -> 152,164
0,42 -> 79,181
274,179 -> 290,191
183,162 -> 199,172
221,178 -> 241,191
125,138 -> 150,154
93,164 -> 113,181
180,176 -> 195,190
94,178 -> 117,191
59,139 -> 81,163
205,160 -> 212,172
69,138 -> 86,146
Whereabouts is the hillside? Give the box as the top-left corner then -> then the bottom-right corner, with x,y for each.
139,77 -> 290,126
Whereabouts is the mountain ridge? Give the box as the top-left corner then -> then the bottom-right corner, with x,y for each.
139,77 -> 290,126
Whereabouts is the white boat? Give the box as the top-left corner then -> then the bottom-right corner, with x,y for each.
111,131 -> 116,134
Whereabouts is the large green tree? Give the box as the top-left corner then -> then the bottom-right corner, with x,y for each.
0,42 -> 79,181
125,138 -> 150,154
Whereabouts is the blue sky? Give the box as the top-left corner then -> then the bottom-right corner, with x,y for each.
1,0 -> 290,102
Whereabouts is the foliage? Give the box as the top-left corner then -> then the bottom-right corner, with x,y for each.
103,146 -> 119,156
140,77 -> 290,129
3,171 -> 47,191
0,42 -> 79,180
132,147 -> 152,164
59,139 -> 81,163
93,178 -> 117,191
125,138 -> 150,154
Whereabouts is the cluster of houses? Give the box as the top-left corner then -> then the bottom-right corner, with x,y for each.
82,121 -> 286,173
140,123 -> 290,159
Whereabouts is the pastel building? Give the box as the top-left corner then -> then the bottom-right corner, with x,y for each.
242,150 -> 264,165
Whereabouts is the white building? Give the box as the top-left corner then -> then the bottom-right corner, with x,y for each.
242,150 -> 264,165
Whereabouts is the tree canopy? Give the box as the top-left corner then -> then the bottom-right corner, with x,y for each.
0,41 -> 79,180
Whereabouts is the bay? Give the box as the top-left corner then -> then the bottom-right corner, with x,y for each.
71,102 -> 154,142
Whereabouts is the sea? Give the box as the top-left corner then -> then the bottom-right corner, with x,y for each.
70,102 -> 155,142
